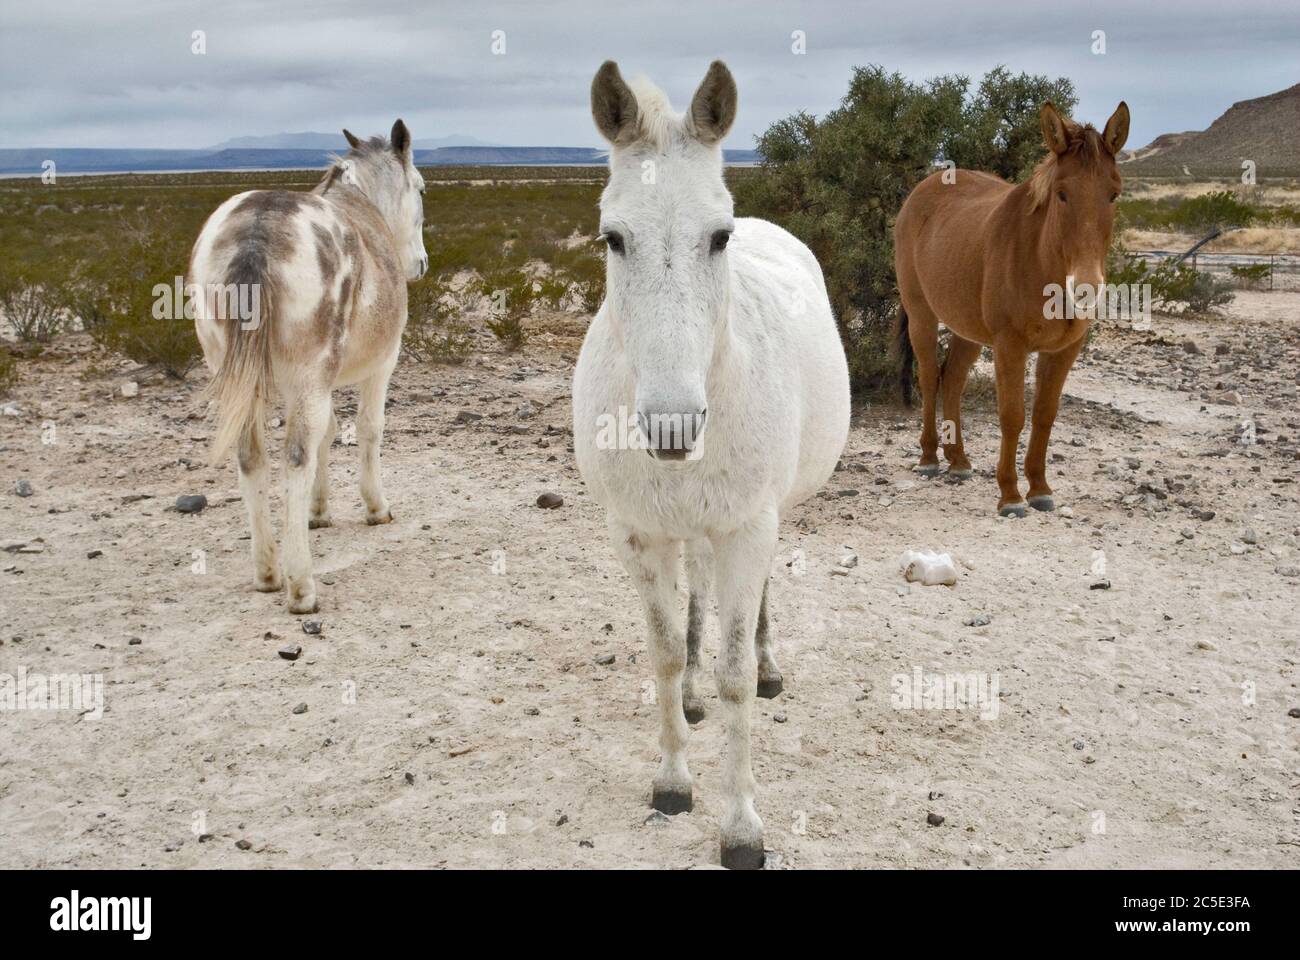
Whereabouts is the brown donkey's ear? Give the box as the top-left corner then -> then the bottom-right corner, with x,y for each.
591,61 -> 639,145
1040,101 -> 1070,155
1102,102 -> 1130,155
687,60 -> 738,145
343,129 -> 363,150
391,118 -> 411,157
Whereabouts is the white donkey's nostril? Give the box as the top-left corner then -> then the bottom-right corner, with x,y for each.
638,406 -> 708,460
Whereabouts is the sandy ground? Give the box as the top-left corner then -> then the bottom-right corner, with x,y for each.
2,292 -> 1298,869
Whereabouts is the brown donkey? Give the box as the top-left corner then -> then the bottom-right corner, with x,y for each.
894,101 -> 1129,516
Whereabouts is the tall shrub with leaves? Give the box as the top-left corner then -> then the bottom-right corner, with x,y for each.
734,65 -> 1077,395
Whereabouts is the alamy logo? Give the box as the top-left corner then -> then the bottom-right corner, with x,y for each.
0,667 -> 103,719
152,276 -> 261,329
594,405 -> 707,458
891,666 -> 1000,720
50,890 -> 151,940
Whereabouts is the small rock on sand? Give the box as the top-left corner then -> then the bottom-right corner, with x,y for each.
175,494 -> 207,514
537,492 -> 563,509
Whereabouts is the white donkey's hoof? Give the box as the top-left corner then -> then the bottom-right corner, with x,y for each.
1027,495 -> 1055,512
366,508 -> 394,526
308,514 -> 333,529
682,699 -> 706,724
651,785 -> 693,815
756,671 -> 784,699
720,838 -> 765,870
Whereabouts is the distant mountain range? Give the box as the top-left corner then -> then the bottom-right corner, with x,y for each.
206,131 -> 501,150
0,143 -> 761,175
1121,82 -> 1300,175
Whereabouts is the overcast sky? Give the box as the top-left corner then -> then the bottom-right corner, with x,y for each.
2,0 -> 1296,151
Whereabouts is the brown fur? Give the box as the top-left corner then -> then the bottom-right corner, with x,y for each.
893,101 -> 1129,514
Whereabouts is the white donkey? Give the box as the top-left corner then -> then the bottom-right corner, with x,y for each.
573,62 -> 850,868
190,120 -> 428,614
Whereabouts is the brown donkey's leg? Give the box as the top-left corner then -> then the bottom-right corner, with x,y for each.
939,335 -> 982,478
1024,338 -> 1084,512
907,303 -> 942,475
991,340 -> 1029,517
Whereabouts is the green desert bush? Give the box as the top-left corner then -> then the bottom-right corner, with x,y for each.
90,228 -> 201,378
0,265 -> 66,344
403,276 -> 474,364
0,347 -> 18,396
479,268 -> 537,351
1106,240 -> 1234,316
1229,262 -> 1272,287
1170,190 -> 1259,233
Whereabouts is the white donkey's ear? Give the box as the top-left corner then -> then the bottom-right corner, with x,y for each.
591,60 -> 639,145
686,60 -> 737,145
391,118 -> 411,157
343,128 -> 363,150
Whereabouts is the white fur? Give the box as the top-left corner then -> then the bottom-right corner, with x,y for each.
573,73 -> 850,865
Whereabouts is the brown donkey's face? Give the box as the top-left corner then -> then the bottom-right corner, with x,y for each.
1039,101 -> 1129,300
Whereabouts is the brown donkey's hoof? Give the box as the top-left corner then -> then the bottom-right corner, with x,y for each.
683,700 -> 706,724
947,467 -> 974,481
652,786 -> 693,815
1028,495 -> 1056,512
756,674 -> 784,699
914,462 -> 942,477
720,839 -> 765,871
998,502 -> 1028,518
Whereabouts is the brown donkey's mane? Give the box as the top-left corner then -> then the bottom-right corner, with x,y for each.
1026,122 -> 1108,212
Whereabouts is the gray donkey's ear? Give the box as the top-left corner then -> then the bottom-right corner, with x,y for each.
591,60 -> 639,145
686,61 -> 737,145
343,129 -> 363,150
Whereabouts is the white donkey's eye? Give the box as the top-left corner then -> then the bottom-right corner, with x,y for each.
710,229 -> 731,253
603,231 -> 625,255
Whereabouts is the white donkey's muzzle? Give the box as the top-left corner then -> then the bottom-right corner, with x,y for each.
636,405 -> 709,462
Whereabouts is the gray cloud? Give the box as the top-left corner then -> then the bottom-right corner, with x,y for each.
2,0 -> 1296,149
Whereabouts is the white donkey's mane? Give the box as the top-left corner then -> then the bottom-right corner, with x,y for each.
624,76 -> 685,151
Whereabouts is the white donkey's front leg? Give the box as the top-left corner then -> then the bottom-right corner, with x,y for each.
610,518 -> 693,814
710,507 -> 778,869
